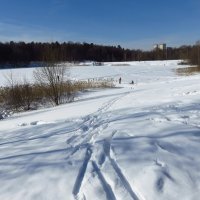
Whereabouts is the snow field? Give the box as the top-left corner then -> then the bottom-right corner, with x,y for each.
1,60 -> 200,199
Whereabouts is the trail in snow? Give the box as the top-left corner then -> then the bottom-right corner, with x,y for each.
92,161 -> 117,200
103,140 -> 140,200
65,91 -> 130,148
69,90 -> 141,200
71,93 -> 126,199
73,147 -> 92,197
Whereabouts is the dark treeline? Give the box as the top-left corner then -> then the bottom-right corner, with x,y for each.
0,41 -> 199,68
186,41 -> 200,67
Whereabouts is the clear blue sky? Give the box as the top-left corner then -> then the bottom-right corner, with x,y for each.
0,0 -> 200,49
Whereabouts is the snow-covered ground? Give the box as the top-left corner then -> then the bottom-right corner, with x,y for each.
1,60 -> 200,200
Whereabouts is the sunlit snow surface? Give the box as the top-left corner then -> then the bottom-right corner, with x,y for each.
1,60 -> 200,200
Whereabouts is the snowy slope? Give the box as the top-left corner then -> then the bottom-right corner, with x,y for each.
1,60 -> 200,200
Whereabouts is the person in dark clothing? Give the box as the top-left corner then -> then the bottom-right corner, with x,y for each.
119,77 -> 121,84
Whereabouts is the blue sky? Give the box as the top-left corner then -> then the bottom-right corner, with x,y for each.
0,0 -> 200,49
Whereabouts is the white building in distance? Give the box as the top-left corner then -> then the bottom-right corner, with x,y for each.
153,43 -> 167,50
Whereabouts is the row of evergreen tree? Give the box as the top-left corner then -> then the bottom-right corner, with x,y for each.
0,41 -> 199,68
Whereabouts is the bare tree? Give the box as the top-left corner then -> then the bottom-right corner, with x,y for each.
34,65 -> 67,105
33,47 -> 68,105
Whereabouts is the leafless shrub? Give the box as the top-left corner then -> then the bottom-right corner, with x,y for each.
2,72 -> 22,110
20,80 -> 35,110
67,79 -> 114,93
33,65 -> 69,105
0,67 -> 114,115
33,45 -> 70,105
1,83 -> 34,111
1,72 -> 35,110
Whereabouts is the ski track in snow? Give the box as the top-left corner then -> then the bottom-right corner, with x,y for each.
103,140 -> 140,200
63,92 -> 138,200
73,147 -> 92,197
69,91 -> 141,200
92,160 -> 117,200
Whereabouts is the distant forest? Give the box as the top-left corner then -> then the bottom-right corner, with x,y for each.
0,41 -> 199,68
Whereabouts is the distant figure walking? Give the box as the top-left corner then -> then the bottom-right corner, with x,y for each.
119,77 -> 122,84
131,80 -> 134,84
